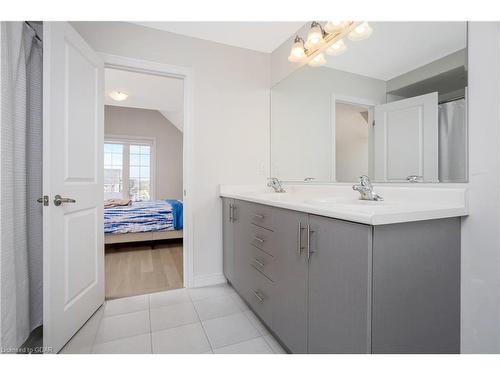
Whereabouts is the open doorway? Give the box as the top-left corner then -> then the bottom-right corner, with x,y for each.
103,67 -> 185,299
332,97 -> 375,182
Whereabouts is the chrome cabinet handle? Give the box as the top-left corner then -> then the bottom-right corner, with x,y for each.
251,289 -> 264,303
298,221 -> 305,255
253,258 -> 265,268
253,236 -> 265,243
307,225 -> 316,261
253,214 -> 265,220
229,203 -> 233,222
53,195 -> 76,206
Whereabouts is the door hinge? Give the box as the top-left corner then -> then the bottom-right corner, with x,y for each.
37,195 -> 49,206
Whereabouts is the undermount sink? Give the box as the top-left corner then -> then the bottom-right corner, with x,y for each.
304,197 -> 396,207
244,193 -> 396,208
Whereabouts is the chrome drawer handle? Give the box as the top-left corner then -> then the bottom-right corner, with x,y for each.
253,258 -> 265,268
251,289 -> 264,303
253,236 -> 265,243
298,221 -> 305,255
253,214 -> 265,220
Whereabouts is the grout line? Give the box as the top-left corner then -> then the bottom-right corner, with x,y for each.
148,294 -> 153,354
191,295 -> 214,352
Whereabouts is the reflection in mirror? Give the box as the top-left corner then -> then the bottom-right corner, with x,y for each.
271,22 -> 468,183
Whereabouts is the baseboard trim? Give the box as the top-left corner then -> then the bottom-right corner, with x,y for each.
193,273 -> 227,288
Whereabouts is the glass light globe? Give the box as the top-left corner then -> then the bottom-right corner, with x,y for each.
288,40 -> 306,62
308,52 -> 327,67
325,21 -> 349,34
326,39 -> 347,56
348,22 -> 373,41
306,23 -> 325,49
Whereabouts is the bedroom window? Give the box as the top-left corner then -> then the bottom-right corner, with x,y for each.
104,138 -> 154,201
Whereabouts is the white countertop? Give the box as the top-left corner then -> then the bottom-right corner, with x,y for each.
219,184 -> 468,225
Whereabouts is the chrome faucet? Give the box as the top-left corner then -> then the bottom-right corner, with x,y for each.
267,177 -> 286,193
352,175 -> 383,201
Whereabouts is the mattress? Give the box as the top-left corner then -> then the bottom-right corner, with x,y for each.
104,199 -> 183,234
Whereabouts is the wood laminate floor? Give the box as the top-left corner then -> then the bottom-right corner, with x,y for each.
105,239 -> 183,300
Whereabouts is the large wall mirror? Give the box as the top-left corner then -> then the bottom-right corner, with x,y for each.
271,22 -> 468,183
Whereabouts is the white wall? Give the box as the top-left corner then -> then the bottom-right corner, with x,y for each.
460,22 -> 500,353
73,22 -> 270,286
105,105 -> 183,200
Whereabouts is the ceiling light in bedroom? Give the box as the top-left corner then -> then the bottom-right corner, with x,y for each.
109,91 -> 129,101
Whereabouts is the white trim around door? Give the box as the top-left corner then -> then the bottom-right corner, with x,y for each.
101,53 -> 195,288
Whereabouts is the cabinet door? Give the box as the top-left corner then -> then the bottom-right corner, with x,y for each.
273,209 -> 308,353
222,198 -> 234,282
231,200 -> 253,294
307,215 -> 372,353
371,219 -> 460,353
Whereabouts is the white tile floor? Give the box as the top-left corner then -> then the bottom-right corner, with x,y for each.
60,283 -> 286,354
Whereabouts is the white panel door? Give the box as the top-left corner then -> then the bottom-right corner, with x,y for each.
43,22 -> 104,353
373,92 -> 438,182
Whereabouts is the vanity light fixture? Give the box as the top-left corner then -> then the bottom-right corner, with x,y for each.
308,52 -> 327,67
348,22 -> 373,41
288,36 -> 307,62
324,21 -> 349,33
288,21 -> 372,66
305,21 -> 326,50
326,39 -> 347,56
108,91 -> 129,101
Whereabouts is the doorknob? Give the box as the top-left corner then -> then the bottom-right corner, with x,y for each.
53,195 -> 76,206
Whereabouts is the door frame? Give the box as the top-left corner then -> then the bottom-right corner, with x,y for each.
102,53 -> 195,288
330,94 -> 379,182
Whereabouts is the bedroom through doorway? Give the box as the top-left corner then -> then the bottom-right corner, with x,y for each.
103,67 -> 185,300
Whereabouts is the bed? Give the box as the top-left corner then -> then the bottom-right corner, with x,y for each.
104,199 -> 183,244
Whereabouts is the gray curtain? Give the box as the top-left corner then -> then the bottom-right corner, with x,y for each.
1,21 -> 43,350
438,98 -> 467,183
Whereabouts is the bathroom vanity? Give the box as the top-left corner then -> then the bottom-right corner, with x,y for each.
220,185 -> 467,354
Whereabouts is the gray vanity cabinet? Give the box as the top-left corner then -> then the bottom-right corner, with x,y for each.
307,215 -> 372,353
222,198 -> 235,283
222,198 -> 460,354
272,208 -> 309,354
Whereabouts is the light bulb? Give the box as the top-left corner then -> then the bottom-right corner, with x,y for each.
108,91 -> 129,101
326,39 -> 347,56
348,22 -> 373,41
325,21 -> 349,34
306,22 -> 325,49
288,37 -> 306,62
308,53 -> 326,67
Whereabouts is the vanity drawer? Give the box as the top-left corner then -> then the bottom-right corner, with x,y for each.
249,203 -> 275,231
244,266 -> 274,328
248,224 -> 276,255
249,245 -> 275,282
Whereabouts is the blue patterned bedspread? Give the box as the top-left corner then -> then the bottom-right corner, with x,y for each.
104,199 -> 183,234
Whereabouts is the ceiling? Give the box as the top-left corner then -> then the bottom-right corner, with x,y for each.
105,68 -> 184,131
132,22 -> 305,53
323,22 -> 467,81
